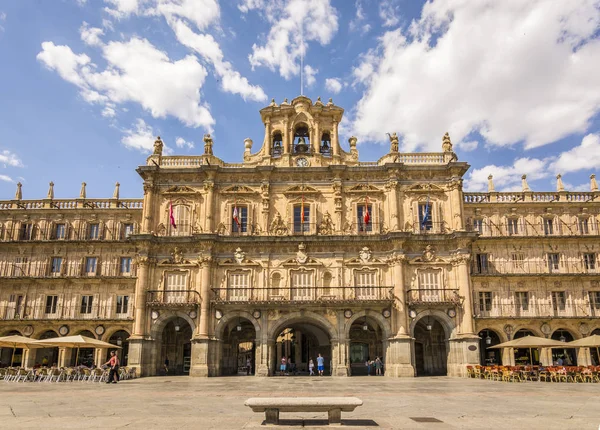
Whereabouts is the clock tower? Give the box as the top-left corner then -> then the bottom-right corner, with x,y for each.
241,95 -> 359,167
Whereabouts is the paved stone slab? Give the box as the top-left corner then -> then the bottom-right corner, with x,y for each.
0,376 -> 599,429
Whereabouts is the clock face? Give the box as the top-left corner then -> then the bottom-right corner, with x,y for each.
296,157 -> 309,167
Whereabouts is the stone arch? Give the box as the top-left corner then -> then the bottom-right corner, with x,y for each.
101,327 -> 132,343
512,326 -> 542,338
33,329 -> 59,340
215,310 -> 261,341
344,309 -> 392,340
2,329 -> 21,336
409,309 -> 456,339
150,310 -> 196,339
551,326 -> 581,340
267,311 -> 337,341
73,328 -> 96,338
478,326 -> 507,343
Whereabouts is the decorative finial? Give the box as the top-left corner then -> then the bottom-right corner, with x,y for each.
15,182 -> 22,200
442,132 -> 453,152
556,174 -> 565,192
591,174 -> 598,192
487,174 -> 495,192
348,136 -> 357,149
327,98 -> 333,106
113,182 -> 120,199
269,98 -> 276,106
47,182 -> 54,200
244,138 -> 253,152
80,182 -> 87,199
317,96 -> 321,101
153,136 -> 163,156
282,98 -> 289,105
521,175 -> 531,192
387,132 -> 399,152
203,134 -> 213,155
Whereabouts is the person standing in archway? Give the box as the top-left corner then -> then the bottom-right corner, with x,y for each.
246,357 -> 252,375
375,356 -> 383,376
317,353 -> 325,376
280,356 -> 287,376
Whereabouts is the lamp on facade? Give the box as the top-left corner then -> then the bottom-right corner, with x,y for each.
174,318 -> 180,332
559,331 -> 566,342
236,317 -> 242,332
485,330 -> 492,345
426,316 -> 432,331
362,316 -> 369,331
116,337 -> 123,347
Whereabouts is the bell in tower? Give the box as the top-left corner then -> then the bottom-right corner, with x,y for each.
293,124 -> 310,154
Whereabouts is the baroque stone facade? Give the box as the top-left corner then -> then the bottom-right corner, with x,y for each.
0,96 -> 598,376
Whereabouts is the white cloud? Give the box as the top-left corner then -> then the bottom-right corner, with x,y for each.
37,38 -> 214,129
151,0 -> 220,31
121,119 -> 158,152
0,174 -> 13,183
379,0 -> 400,28
0,150 -> 24,168
549,133 -> 600,174
238,0 -> 264,13
349,0 -> 370,34
80,22 -> 104,47
76,0 -> 87,6
104,0 -> 144,18
325,77 -> 342,94
466,157 -> 550,192
457,140 -> 478,152
248,0 -> 339,80
102,106 -> 117,118
175,137 -> 194,149
352,1 -> 600,151
167,19 -> 267,102
303,65 -> 317,87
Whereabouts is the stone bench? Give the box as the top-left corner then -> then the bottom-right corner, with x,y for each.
245,397 -> 363,425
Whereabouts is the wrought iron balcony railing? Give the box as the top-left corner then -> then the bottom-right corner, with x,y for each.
471,260 -> 598,276
406,289 -> 461,306
0,303 -> 134,321
211,286 -> 394,304
0,261 -> 137,278
146,290 -> 200,306
473,303 -> 597,319
466,220 -> 599,238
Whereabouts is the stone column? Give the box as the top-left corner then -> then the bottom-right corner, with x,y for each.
95,348 -> 107,368
450,180 -> 465,231
387,179 -> 399,231
392,254 -> 408,336
332,120 -> 339,158
283,119 -> 290,154
199,257 -> 212,337
576,347 -> 591,366
58,347 -> 72,368
265,120 -> 272,157
203,181 -> 214,233
133,257 -> 150,337
142,182 -> 155,233
313,121 -> 320,154
23,349 -> 36,368
454,255 -> 475,336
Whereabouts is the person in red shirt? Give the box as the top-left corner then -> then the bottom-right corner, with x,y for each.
104,351 -> 120,384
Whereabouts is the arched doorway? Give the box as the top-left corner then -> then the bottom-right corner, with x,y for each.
160,319 -> 192,375
413,316 -> 448,376
349,315 -> 385,376
551,329 -> 577,365
72,330 -> 96,367
273,322 -> 331,376
478,329 -> 502,365
106,330 -> 130,366
513,329 -> 536,365
221,317 -> 257,376
1,330 -> 22,366
37,330 -> 59,367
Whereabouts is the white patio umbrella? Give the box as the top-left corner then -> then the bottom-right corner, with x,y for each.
33,335 -> 121,366
488,335 -> 566,365
0,335 -> 48,367
566,335 -> 600,365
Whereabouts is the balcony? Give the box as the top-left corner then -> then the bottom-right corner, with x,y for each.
0,262 -> 137,278
146,290 -> 200,307
474,303 -> 594,319
466,220 -> 598,238
471,260 -> 598,276
211,286 -> 394,305
406,289 -> 461,306
0,303 -> 134,321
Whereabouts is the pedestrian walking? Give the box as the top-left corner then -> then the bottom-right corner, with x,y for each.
317,353 -> 325,376
246,357 -> 252,375
366,358 -> 371,376
309,358 -> 315,376
104,351 -> 120,384
375,356 -> 383,376
164,356 -> 169,374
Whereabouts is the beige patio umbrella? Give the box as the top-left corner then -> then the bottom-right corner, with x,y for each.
0,335 -> 48,367
488,335 -> 567,365
566,335 -> 600,365
33,335 -> 121,366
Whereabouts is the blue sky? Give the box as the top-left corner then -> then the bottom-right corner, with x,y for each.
0,0 -> 599,200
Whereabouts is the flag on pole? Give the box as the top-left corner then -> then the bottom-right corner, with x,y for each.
233,205 -> 241,227
363,195 -> 370,225
169,201 -> 177,229
420,195 -> 430,230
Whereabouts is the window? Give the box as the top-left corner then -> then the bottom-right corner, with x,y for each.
357,204 -> 373,232
507,218 -> 519,235
543,218 -> 554,235
293,204 -> 310,233
55,224 -> 66,240
579,218 -> 589,235
418,202 -> 433,231
228,272 -> 249,300
45,295 -> 58,314
355,271 -> 377,299
232,206 -> 248,233
511,253 -> 525,269
165,272 -> 187,303
88,223 -> 100,240
473,219 -> 483,234
478,292 -> 492,312
418,270 -> 441,301
170,205 -> 191,236
85,257 -> 97,275
20,223 -> 33,241
589,291 -> 600,310
475,253 -> 489,273
583,253 -> 596,271
291,271 -> 313,300
552,291 -> 566,311
13,257 -> 28,276
515,291 -> 529,311
80,295 -> 93,314
122,223 -> 134,239
120,257 -> 132,274
116,295 -> 129,314
547,253 -> 560,272
6,294 -> 24,319
50,257 -> 62,274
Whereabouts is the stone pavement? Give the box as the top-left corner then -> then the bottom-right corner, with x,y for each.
0,375 -> 599,429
